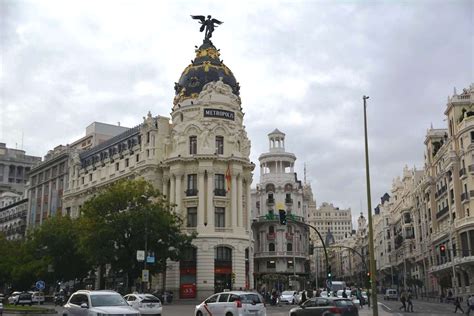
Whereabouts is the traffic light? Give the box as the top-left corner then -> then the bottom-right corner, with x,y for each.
367,272 -> 371,277
440,244 -> 446,256
279,209 -> 287,225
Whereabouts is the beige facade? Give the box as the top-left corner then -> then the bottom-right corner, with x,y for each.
374,84 -> 474,299
0,191 -> 28,240
251,129 -> 312,291
62,40 -> 254,300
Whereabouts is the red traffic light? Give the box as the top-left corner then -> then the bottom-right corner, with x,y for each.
440,244 -> 446,256
367,272 -> 371,277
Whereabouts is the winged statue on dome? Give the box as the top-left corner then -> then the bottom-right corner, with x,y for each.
191,15 -> 223,41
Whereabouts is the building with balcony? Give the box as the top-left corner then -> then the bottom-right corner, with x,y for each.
374,84 -> 474,300
251,129 -> 311,291
63,37 -> 254,300
0,191 -> 28,240
27,122 -> 128,227
0,143 -> 41,194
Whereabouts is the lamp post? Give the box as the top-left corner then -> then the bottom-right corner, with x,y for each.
363,95 -> 378,315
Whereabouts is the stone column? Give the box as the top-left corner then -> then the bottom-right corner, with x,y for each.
207,172 -> 214,227
162,176 -> 169,200
246,179 -> 251,231
237,175 -> 243,227
198,172 -> 205,227
231,174 -> 237,227
175,173 -> 182,216
170,175 -> 176,205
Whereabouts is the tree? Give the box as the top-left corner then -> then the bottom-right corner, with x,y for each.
78,179 -> 196,290
30,215 -> 92,283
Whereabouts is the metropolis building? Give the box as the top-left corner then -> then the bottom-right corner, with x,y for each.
62,35 -> 254,299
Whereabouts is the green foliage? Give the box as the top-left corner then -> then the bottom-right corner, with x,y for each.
30,215 -> 92,282
78,179 -> 196,282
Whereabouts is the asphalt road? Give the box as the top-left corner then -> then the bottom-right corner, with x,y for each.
377,294 -> 467,315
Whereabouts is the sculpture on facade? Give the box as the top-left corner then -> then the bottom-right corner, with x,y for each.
191,15 -> 223,41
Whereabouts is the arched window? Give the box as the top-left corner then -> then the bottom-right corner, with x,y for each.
265,183 -> 275,193
269,243 -> 275,252
269,226 -> 275,234
284,183 -> 293,192
215,246 -> 232,262
287,243 -> 293,251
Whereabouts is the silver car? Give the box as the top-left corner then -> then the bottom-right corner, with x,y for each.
195,291 -> 266,316
63,290 -> 139,316
124,293 -> 162,316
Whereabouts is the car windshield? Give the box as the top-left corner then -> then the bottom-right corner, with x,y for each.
91,294 -> 128,307
335,299 -> 354,307
138,295 -> 160,303
239,294 -> 262,304
282,291 -> 293,295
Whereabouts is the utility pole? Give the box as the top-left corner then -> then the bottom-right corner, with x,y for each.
363,95 -> 378,315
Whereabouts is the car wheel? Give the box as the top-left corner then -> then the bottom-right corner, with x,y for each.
196,311 -> 203,316
225,313 -> 233,316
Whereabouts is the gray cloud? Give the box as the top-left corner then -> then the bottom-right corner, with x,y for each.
1,0 -> 472,227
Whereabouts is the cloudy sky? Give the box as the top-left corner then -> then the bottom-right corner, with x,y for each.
1,0 -> 473,226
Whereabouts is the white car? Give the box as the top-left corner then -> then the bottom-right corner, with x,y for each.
8,292 -> 21,304
0,301 -> 3,316
30,292 -> 45,305
63,290 -> 139,316
336,290 -> 352,298
279,291 -> 298,304
124,293 -> 162,316
195,291 -> 266,316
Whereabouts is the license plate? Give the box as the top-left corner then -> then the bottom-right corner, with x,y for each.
147,303 -> 155,308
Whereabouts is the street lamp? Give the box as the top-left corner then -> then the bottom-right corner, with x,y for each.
363,95 -> 379,315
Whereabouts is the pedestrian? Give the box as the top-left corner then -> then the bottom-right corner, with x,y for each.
342,288 -> 348,298
300,290 -> 307,304
407,291 -> 414,312
453,297 -> 464,313
367,289 -> 371,308
399,291 -> 407,312
467,295 -> 474,316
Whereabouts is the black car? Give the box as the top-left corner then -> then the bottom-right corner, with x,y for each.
289,297 -> 358,316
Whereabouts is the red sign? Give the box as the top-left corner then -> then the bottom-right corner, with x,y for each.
180,284 -> 196,299
215,267 -> 232,274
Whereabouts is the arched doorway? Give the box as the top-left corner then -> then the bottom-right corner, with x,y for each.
215,246 -> 232,292
179,247 -> 197,298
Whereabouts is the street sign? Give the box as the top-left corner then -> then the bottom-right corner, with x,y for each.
146,255 -> 155,263
137,250 -> 145,261
36,280 -> 45,290
142,269 -> 149,283
326,279 -> 332,289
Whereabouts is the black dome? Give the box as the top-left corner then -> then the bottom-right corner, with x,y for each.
174,40 -> 240,104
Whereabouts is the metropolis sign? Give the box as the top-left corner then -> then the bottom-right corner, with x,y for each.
203,108 -> 235,121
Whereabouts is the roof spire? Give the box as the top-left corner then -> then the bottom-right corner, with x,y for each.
304,163 -> 307,185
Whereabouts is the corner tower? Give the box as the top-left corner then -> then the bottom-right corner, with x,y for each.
251,129 -> 311,291
162,33 -> 254,298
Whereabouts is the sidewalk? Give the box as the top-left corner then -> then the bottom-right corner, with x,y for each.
358,303 -> 393,316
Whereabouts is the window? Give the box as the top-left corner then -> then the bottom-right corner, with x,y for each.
218,294 -> 229,302
125,158 -> 129,167
136,154 -> 140,162
215,246 -> 232,261
187,207 -> 197,227
187,174 -> 198,196
89,174 -> 92,181
269,225 -> 275,234
215,207 -> 225,227
189,136 -> 197,154
287,260 -> 294,269
115,162 -> 119,171
287,243 -> 293,251
269,243 -> 275,252
215,174 -> 226,196
216,136 -> 224,155
267,261 -> 276,269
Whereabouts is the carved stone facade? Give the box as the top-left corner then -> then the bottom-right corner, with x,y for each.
62,40 -> 254,300
373,84 -> 474,300
251,129 -> 312,291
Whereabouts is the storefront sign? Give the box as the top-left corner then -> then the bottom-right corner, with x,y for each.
203,109 -> 235,120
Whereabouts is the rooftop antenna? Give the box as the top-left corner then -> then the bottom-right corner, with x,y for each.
21,131 -> 24,150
